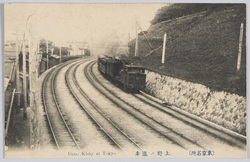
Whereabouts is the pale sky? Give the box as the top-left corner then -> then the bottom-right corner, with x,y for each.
5,3 -> 167,46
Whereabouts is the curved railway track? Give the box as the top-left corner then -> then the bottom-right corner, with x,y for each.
84,61 -> 201,150
65,61 -> 142,151
41,58 -> 246,152
87,61 -> 246,150
134,91 -> 247,149
42,59 -> 85,150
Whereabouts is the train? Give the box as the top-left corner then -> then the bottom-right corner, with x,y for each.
97,55 -> 146,93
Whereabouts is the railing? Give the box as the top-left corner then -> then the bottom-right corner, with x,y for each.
10,62 -> 16,82
4,61 -> 16,93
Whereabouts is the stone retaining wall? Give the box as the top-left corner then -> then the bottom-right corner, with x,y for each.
145,70 -> 246,135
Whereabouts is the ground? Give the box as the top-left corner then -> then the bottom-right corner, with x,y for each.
4,79 -> 30,151
5,108 -> 30,151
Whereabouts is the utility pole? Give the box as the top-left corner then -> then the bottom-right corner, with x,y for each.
136,21 -> 154,49
135,19 -> 139,57
161,32 -> 167,64
15,30 -> 20,107
46,39 -> 49,69
128,33 -> 131,42
60,46 -> 62,63
37,40 -> 40,78
22,39 -> 27,120
20,13 -> 35,120
37,40 -> 40,53
28,31 -> 38,113
237,22 -> 244,72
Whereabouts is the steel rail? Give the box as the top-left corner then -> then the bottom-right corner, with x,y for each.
65,62 -> 124,151
42,68 -> 60,150
74,62 -> 142,150
51,61 -> 82,150
41,58 -> 86,150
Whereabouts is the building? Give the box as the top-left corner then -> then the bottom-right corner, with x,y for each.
67,41 -> 88,56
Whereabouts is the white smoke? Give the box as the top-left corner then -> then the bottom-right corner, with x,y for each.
90,30 -> 129,58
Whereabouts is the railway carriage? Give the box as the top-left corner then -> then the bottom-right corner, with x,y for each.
115,65 -> 146,92
106,59 -> 123,78
97,56 -> 108,74
97,55 -> 146,93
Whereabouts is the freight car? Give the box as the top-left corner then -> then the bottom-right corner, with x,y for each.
97,55 -> 146,93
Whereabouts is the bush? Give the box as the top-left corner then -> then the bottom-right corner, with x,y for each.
151,4 -> 245,25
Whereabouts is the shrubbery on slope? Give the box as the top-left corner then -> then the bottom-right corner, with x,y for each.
151,4 -> 245,25
127,4 -> 246,96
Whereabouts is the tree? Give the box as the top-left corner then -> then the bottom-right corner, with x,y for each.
53,46 -> 69,56
39,39 -> 54,57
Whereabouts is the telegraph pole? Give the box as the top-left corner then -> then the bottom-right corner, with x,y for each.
46,39 -> 49,69
161,32 -> 167,64
14,30 -> 21,107
37,40 -> 40,53
60,46 -> 62,63
128,33 -> 131,42
22,39 -> 27,120
22,13 -> 36,120
237,23 -> 244,72
136,21 -> 153,49
37,40 -> 40,78
135,19 -> 139,57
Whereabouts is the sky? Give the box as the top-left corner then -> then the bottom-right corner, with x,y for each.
5,3 -> 167,47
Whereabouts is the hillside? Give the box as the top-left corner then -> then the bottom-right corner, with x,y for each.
127,4 -> 246,96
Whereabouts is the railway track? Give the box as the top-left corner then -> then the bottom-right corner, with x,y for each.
84,61 -> 201,150
42,59 -> 85,150
87,61 -> 246,150
65,61 -> 142,151
135,91 -> 247,149
41,58 -> 246,152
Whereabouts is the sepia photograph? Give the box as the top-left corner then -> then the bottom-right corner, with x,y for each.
3,2 -> 247,159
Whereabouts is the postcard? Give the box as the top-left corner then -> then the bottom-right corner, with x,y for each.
3,3 -> 247,158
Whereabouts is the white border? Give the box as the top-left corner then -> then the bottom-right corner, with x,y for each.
0,0 -> 249,162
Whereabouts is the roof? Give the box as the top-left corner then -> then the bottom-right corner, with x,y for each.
50,54 -> 60,59
125,64 -> 145,69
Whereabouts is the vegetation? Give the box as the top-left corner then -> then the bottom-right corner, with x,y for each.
151,4 -> 245,25
53,46 -> 69,56
39,39 -> 54,54
127,4 -> 246,96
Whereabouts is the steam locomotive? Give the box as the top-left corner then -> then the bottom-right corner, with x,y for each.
97,55 -> 146,93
